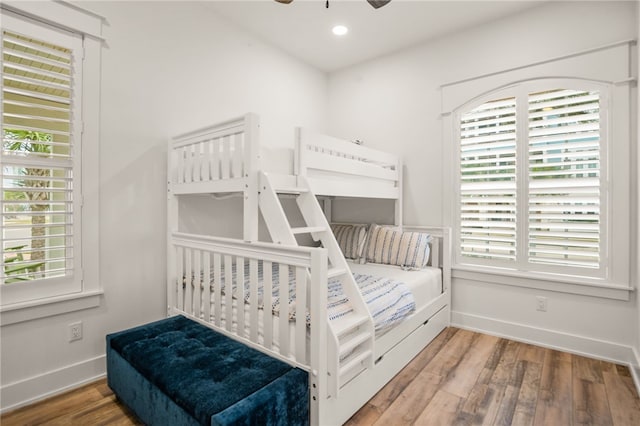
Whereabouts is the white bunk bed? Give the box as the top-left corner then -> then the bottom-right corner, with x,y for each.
167,113 -> 451,426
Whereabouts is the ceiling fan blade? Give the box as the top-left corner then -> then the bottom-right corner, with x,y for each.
367,0 -> 391,8
275,0 -> 294,4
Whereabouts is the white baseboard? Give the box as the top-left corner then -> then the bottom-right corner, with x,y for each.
452,311 -> 636,365
0,355 -> 106,414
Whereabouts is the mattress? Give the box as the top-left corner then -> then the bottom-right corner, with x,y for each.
348,261 -> 442,312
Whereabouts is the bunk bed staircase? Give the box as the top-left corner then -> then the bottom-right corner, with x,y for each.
258,171 -> 374,395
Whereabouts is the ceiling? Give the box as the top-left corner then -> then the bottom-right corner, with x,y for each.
205,0 -> 542,72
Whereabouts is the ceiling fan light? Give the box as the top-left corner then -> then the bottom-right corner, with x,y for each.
275,0 -> 294,4
332,25 -> 348,36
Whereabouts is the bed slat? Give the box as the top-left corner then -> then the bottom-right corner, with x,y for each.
249,258 -> 259,343
213,253 -> 222,327
211,138 -> 220,180
176,246 -> 184,312
224,255 -> 233,331
232,133 -> 243,179
221,136 -> 231,180
236,256 -> 245,337
279,264 -> 290,358
295,266 -> 307,361
185,249 -> 193,315
263,261 -> 273,349
203,253 -> 211,322
193,249 -> 202,318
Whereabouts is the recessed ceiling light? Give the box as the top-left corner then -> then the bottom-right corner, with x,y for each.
332,25 -> 348,36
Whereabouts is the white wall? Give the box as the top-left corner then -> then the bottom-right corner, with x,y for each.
0,1 -> 327,411
327,1 -> 639,363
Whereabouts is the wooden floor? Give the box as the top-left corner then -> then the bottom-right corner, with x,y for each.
3,327 -> 640,425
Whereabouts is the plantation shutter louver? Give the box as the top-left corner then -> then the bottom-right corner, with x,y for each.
1,28 -> 80,284
459,97 -> 517,261
527,89 -> 601,268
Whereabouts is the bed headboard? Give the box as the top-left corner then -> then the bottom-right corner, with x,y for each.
403,226 -> 451,294
295,128 -> 402,200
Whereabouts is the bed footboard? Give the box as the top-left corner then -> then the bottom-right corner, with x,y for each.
168,232 -> 329,404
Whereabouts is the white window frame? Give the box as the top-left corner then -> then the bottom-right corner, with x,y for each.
442,41 -> 634,300
0,1 -> 103,324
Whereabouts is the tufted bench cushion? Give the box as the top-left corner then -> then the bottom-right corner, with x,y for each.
106,315 -> 309,426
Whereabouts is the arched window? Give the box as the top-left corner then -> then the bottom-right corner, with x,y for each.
439,42 -> 635,300
456,81 -> 607,279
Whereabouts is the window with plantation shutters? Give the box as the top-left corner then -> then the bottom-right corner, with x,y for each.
1,15 -> 83,293
460,97 -> 517,262
528,89 -> 600,269
457,83 -> 606,278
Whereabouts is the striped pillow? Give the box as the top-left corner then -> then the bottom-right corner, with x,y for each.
365,224 -> 432,268
330,224 -> 369,260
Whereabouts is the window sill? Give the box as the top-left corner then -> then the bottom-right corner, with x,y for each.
452,265 -> 633,301
0,290 -> 103,326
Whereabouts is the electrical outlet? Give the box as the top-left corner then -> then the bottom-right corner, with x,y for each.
69,321 -> 83,342
536,296 -> 547,312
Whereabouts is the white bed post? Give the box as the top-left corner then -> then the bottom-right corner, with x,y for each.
308,248 -> 328,426
442,227 -> 452,322
244,113 -> 260,242
395,159 -> 403,228
322,198 -> 332,223
294,127 -> 308,187
167,139 -> 178,317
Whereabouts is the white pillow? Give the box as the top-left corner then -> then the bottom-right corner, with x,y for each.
365,224 -> 431,268
330,223 -> 369,260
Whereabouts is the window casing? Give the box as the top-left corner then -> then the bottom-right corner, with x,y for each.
442,41 -> 632,299
455,80 -> 610,281
0,3 -> 102,322
1,17 -> 82,300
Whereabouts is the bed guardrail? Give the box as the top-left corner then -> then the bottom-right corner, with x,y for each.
168,232 -> 329,402
295,128 -> 402,199
169,113 -> 259,194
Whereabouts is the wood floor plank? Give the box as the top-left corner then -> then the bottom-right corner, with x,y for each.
455,382 -> 498,425
511,360 -> 543,426
614,363 -> 632,377
344,402 -> 381,426
517,343 -> 546,364
602,371 -> 640,426
573,378 -> 612,425
573,354 -> 604,384
534,349 -> 573,426
492,384 -> 521,426
492,358 -> 530,425
4,329 -> 640,426
414,390 -> 463,426
372,371 -> 443,426
441,333 -> 500,399
490,339 -> 521,387
456,339 -> 513,425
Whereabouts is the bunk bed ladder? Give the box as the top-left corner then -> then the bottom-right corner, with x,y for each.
258,172 -> 375,397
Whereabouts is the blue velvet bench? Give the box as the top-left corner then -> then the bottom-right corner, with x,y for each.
106,315 -> 309,426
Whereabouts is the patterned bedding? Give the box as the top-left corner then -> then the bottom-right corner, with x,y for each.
206,261 -> 416,336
